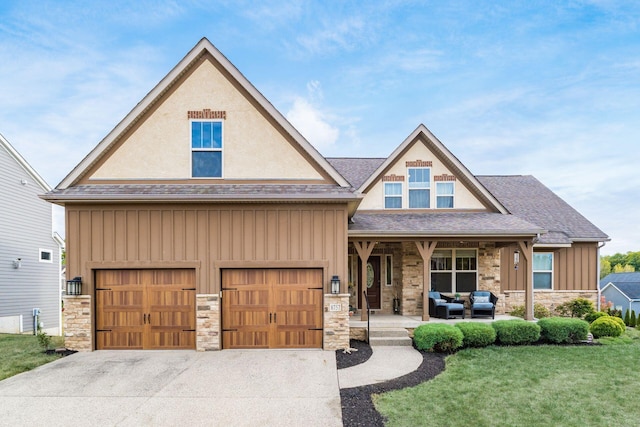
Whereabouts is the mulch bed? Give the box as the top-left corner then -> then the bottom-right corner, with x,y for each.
336,341 -> 446,427
45,348 -> 78,357
335,339 -> 373,369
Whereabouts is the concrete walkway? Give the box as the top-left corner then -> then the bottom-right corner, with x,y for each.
337,345 -> 423,389
0,350 -> 342,426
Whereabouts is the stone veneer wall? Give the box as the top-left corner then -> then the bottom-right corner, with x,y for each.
503,290 -> 599,314
398,242 -> 505,316
400,242 -> 423,315
477,244 -> 505,314
196,294 -> 220,351
63,295 -> 92,351
324,294 -> 350,350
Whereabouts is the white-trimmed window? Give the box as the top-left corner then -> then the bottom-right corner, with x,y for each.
385,254 -> 393,286
436,182 -> 454,208
533,252 -> 553,289
408,167 -> 430,208
430,249 -> 477,293
384,182 -> 403,208
39,249 -> 53,263
191,121 -> 223,178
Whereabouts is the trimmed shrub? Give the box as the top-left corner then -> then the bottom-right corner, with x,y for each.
610,315 -> 626,330
624,310 -> 630,326
509,303 -> 551,319
492,319 -> 541,345
455,322 -> 496,348
537,317 -> 589,344
555,298 -> 595,319
413,323 -> 463,353
590,316 -> 625,338
584,311 -> 609,323
631,311 -> 637,328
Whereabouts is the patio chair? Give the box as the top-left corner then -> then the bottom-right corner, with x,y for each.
469,290 -> 498,319
428,291 -> 465,319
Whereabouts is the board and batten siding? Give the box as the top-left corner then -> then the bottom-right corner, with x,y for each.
500,243 -> 599,291
0,142 -> 60,334
66,203 -> 348,296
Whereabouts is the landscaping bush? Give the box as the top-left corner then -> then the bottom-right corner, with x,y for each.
584,311 -> 609,323
509,303 -> 551,319
492,319 -> 541,345
590,316 -> 625,338
624,310 -> 630,326
631,311 -> 637,328
413,323 -> 463,353
455,322 -> 496,348
537,317 -> 589,344
555,298 -> 595,319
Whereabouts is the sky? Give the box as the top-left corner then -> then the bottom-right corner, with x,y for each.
0,0 -> 638,256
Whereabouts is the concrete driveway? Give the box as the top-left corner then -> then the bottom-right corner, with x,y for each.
0,350 -> 342,426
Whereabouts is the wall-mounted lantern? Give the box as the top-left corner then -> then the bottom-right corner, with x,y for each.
514,250 -> 520,270
331,275 -> 341,294
12,258 -> 22,269
66,277 -> 82,296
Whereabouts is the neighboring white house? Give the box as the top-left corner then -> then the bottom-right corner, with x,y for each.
600,272 -> 640,318
0,133 -> 62,335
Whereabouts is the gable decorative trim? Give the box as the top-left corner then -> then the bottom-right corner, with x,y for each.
434,174 -> 456,182
406,160 -> 432,167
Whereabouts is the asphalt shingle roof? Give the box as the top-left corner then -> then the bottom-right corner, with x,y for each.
477,175 -> 608,244
43,184 -> 359,202
326,158 -> 385,189
601,273 -> 640,299
349,212 -> 544,236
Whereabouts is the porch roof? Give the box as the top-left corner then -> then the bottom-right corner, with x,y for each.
348,212 -> 544,238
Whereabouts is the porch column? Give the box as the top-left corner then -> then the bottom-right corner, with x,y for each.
518,240 -> 535,321
353,240 -> 376,321
415,240 -> 438,321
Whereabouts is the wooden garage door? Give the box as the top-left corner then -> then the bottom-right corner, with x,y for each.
96,269 -> 196,350
222,269 -> 323,349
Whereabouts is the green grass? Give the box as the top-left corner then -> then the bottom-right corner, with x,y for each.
0,333 -> 65,381
374,330 -> 640,427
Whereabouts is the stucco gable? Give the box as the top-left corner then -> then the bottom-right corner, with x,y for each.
355,125 -> 507,212
57,38 -> 349,189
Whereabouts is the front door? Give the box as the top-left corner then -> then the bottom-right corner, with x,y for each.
358,256 -> 381,310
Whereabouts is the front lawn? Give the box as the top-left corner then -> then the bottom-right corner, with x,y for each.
0,333 -> 65,381
374,331 -> 640,426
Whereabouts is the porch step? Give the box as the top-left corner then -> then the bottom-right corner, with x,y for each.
368,328 -> 413,346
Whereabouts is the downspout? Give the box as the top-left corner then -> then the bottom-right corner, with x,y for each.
597,242 -> 606,311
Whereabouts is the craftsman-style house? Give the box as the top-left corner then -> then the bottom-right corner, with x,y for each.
44,38 -> 608,351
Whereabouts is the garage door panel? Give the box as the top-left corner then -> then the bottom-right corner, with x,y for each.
222,269 -> 323,349
223,331 -> 269,349
96,331 -> 144,350
96,269 -> 195,350
147,331 -> 195,350
274,330 -> 323,348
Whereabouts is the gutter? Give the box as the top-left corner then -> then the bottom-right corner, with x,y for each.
597,242 -> 607,311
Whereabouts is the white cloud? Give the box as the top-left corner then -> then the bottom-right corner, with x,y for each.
286,97 -> 339,152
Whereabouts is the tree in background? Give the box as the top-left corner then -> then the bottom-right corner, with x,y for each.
601,251 -> 639,279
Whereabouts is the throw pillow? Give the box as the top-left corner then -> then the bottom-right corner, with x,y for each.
475,296 -> 490,303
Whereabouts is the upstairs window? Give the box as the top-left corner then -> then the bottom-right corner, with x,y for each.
191,121 -> 223,178
533,253 -> 553,289
436,182 -> 455,208
384,183 -> 403,208
408,168 -> 430,208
